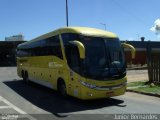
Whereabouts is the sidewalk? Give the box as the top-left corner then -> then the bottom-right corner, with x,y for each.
127,69 -> 148,83
0,67 -> 20,82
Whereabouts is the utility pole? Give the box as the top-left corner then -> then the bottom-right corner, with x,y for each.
66,0 -> 69,27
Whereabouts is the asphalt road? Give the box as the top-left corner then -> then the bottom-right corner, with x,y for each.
0,67 -> 159,120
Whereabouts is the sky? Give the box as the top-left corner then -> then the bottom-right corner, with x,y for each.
0,0 -> 160,41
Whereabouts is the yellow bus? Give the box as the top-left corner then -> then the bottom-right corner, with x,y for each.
17,27 -> 135,100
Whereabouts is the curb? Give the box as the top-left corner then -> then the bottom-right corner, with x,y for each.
127,85 -> 148,89
127,67 -> 147,70
126,89 -> 160,98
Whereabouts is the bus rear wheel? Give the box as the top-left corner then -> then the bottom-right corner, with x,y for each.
58,80 -> 67,97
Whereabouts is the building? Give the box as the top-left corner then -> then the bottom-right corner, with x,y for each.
0,34 -> 25,66
122,40 -> 160,66
0,37 -> 160,67
5,34 -> 24,41
0,41 -> 26,66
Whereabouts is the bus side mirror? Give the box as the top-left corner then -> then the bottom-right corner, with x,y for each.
69,40 -> 85,59
121,43 -> 136,59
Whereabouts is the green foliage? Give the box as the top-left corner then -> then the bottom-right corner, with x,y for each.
127,81 -> 160,95
127,81 -> 147,87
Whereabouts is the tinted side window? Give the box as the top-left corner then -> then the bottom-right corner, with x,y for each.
17,49 -> 29,57
61,33 -> 79,45
65,46 -> 80,73
44,36 -> 63,59
61,33 -> 80,73
17,35 -> 63,59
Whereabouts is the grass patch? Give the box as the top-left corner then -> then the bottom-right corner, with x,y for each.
127,81 -> 160,95
127,81 -> 147,87
133,86 -> 160,94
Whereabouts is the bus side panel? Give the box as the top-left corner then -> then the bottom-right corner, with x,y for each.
65,70 -> 82,98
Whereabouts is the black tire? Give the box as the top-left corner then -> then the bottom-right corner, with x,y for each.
58,80 -> 67,97
21,71 -> 24,80
23,72 -> 29,84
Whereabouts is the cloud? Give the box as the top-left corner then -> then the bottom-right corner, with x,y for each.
150,19 -> 160,35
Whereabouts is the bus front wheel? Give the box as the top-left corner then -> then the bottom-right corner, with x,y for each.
58,80 -> 67,97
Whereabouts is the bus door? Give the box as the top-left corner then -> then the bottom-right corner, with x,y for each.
65,45 -> 82,97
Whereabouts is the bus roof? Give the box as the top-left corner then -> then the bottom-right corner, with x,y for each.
59,27 -> 118,38
18,27 -> 118,47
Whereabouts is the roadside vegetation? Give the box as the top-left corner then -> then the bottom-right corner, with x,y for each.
127,81 -> 160,96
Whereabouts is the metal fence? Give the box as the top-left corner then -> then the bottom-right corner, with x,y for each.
148,53 -> 160,84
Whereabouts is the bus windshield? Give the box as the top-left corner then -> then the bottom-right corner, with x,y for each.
62,33 -> 126,80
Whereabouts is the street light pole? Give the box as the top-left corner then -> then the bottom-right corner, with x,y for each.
100,23 -> 106,30
66,0 -> 69,27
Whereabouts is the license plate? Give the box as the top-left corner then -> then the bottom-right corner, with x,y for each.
106,91 -> 114,96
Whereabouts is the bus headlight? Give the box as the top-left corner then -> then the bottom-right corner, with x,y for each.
79,80 -> 96,89
79,80 -> 127,91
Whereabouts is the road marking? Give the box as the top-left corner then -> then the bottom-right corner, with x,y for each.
0,96 -> 37,120
0,96 -> 26,114
0,106 -> 12,109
